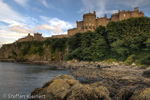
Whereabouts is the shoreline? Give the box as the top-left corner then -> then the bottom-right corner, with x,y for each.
0,58 -> 149,69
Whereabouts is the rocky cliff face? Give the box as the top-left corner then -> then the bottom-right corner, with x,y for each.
0,41 -> 68,62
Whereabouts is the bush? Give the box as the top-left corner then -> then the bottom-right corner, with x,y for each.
124,54 -> 136,64
140,54 -> 150,65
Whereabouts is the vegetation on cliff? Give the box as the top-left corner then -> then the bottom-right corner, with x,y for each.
0,17 -> 150,66
66,17 -> 150,66
0,38 -> 68,62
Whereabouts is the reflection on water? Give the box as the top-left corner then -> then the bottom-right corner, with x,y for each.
0,62 -> 71,100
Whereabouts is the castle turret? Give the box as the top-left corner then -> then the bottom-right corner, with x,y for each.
83,11 -> 96,32
104,14 -> 107,18
28,33 -> 31,36
134,7 -> 139,12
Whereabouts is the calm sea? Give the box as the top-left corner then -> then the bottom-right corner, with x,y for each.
0,62 -> 71,100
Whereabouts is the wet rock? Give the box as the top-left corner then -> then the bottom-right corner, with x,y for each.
29,75 -> 110,100
129,88 -> 150,100
142,70 -> 150,78
117,88 -> 133,100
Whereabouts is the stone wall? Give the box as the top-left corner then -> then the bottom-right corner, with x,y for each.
68,28 -> 78,36
51,35 -> 69,38
34,33 -> 43,41
17,34 -> 33,42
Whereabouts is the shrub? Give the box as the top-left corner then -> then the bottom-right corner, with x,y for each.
124,54 -> 136,64
140,54 -> 150,65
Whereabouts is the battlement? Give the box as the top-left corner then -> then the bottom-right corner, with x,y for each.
83,11 -> 96,18
111,13 -> 119,17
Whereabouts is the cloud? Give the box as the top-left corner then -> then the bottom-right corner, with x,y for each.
40,16 -> 75,35
40,16 -> 74,29
37,24 -> 55,30
0,0 -> 44,45
41,0 -> 55,8
8,24 -> 64,35
8,25 -> 34,34
79,0 -> 118,17
0,0 -> 71,46
32,7 -> 42,12
0,0 -> 29,25
0,0 -> 32,45
79,0 -> 150,17
0,29 -> 28,47
13,0 -> 29,8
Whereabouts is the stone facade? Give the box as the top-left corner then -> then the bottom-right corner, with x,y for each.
16,32 -> 69,43
16,33 -> 45,43
68,7 -> 144,36
17,33 -> 34,42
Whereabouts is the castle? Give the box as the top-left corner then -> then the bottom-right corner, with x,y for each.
16,7 -> 144,43
68,7 -> 144,36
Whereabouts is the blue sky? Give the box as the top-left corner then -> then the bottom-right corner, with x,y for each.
0,0 -> 150,46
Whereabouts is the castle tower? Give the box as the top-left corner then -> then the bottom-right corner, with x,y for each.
82,11 -> 96,32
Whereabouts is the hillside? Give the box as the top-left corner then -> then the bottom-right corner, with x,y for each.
0,38 -> 68,62
0,17 -> 150,66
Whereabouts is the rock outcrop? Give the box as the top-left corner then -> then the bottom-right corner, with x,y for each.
130,88 -> 150,100
29,75 -> 111,100
29,74 -> 150,100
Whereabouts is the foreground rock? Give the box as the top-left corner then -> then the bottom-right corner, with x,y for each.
72,65 -> 150,99
130,88 -> 150,100
29,75 -> 150,100
29,75 -> 111,100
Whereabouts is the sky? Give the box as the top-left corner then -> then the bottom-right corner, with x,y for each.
0,0 -> 150,47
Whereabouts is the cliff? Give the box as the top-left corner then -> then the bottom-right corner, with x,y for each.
0,38 -> 68,62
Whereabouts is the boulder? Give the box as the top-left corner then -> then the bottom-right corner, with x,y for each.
142,70 -> 150,78
117,88 -> 133,100
29,75 -> 110,100
129,88 -> 150,100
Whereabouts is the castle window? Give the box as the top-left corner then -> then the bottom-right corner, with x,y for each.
124,14 -> 126,17
89,18 -> 91,21
89,23 -> 91,26
79,27 -> 81,31
82,27 -> 84,30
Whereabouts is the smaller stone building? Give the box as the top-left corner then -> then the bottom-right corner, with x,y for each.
16,32 -> 69,43
16,33 -> 44,43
